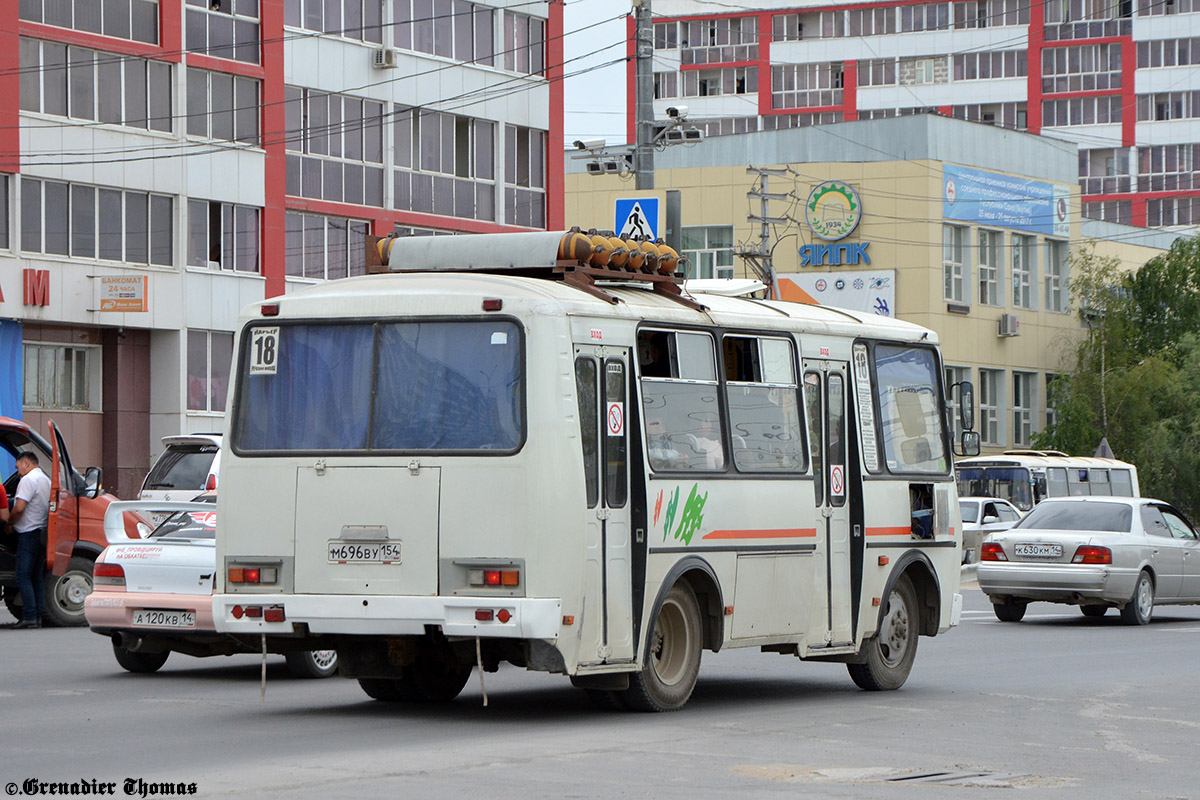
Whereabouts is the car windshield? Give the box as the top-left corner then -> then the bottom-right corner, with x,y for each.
959,501 -> 979,522
1013,501 -> 1133,533
150,496 -> 217,540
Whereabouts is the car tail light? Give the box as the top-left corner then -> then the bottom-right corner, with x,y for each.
206,474 -> 217,491
980,542 -> 1007,562
1072,545 -> 1112,564
93,562 -> 125,587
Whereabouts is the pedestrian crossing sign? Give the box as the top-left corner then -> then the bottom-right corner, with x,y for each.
615,198 -> 659,240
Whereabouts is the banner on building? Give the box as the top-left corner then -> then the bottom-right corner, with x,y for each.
777,270 -> 896,318
0,320 -> 22,477
943,164 -> 1070,237
98,275 -> 149,312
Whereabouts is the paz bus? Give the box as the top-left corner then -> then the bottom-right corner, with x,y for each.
956,451 -> 1140,512
212,230 -> 978,711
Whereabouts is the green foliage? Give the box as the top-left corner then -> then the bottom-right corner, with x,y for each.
1034,238 -> 1200,516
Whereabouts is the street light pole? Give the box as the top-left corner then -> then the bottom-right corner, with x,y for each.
632,0 -> 654,190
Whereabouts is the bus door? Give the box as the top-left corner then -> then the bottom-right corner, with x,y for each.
803,361 -> 854,647
573,347 -> 635,664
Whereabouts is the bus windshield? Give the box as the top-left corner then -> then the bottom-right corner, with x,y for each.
873,345 -> 948,474
957,466 -> 1033,510
234,320 -> 523,453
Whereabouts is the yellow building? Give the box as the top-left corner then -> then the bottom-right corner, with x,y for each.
565,114 -> 1185,453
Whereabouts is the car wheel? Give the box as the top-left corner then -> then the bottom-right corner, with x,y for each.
3,587 -> 23,621
1120,571 -> 1154,626
42,556 -> 95,627
285,649 -> 339,679
623,582 -> 703,712
1080,605 -> 1108,618
112,641 -> 170,673
993,597 -> 1027,622
848,575 -> 919,691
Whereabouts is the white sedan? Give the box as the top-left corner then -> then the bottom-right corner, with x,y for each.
959,497 -> 1024,564
977,496 -> 1200,624
84,497 -> 338,677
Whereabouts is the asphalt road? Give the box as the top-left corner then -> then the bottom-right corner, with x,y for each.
3,584 -> 1199,800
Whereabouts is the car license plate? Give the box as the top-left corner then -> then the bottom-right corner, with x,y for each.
327,540 -> 402,564
132,609 -> 196,628
1014,543 -> 1063,558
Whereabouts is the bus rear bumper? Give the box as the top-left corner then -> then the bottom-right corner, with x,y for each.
212,594 -> 562,640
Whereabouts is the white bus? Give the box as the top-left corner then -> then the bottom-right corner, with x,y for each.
956,451 -> 1140,512
213,230 -> 976,711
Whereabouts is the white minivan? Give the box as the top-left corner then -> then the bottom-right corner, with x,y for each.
139,435 -> 221,523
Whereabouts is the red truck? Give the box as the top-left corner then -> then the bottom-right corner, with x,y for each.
1,417 -> 128,626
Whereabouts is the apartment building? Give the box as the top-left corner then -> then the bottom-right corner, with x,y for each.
639,0 -> 1200,229
0,0 -> 561,496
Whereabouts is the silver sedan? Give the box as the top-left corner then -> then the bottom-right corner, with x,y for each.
977,497 -> 1200,624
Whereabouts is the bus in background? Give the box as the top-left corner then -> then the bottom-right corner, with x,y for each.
956,451 -> 1140,513
212,229 -> 978,711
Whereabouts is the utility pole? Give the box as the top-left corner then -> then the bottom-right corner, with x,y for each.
632,0 -> 654,190
738,166 -> 794,299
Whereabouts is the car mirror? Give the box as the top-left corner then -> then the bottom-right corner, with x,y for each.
983,514 -> 1000,524
83,466 -> 103,499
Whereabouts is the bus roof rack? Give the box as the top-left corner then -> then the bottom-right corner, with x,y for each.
367,229 -> 706,311
1001,450 -> 1069,457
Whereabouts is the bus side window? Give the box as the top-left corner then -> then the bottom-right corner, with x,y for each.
1089,468 -> 1111,496
804,371 -> 824,505
1047,468 -> 1068,499
1068,468 -> 1089,496
1111,469 -> 1133,496
574,358 -> 599,509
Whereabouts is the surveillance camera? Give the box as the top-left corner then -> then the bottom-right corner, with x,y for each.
573,137 -> 606,151
666,105 -> 688,119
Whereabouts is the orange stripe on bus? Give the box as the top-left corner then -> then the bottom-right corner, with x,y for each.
702,528 -> 818,540
864,526 -> 912,537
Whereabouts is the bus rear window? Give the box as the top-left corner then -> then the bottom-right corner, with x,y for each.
234,320 -> 522,453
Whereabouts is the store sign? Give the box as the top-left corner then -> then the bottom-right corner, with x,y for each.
801,181 -> 870,266
799,241 -> 871,266
943,163 -> 1070,237
24,269 -> 49,306
98,275 -> 148,312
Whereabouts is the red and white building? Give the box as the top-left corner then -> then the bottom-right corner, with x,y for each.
0,0 -> 561,496
636,0 -> 1200,228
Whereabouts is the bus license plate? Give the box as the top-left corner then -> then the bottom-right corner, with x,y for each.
1014,543 -> 1063,558
132,609 -> 196,628
327,541 -> 402,564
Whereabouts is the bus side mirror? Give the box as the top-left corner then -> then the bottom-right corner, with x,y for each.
958,431 -> 981,457
953,381 -> 976,431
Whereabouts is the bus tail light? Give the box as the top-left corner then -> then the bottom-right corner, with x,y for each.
1072,545 -> 1112,564
467,567 -> 520,588
264,606 -> 286,623
980,542 -> 1007,561
93,562 -> 125,587
228,565 -> 279,585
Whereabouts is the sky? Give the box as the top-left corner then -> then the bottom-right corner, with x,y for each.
562,0 -> 630,145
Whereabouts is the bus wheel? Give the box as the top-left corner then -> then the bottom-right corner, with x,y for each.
848,575 -> 918,691
43,556 -> 95,627
113,641 -> 170,673
358,678 -> 413,702
404,657 -> 473,702
585,690 -> 628,711
624,582 -> 702,712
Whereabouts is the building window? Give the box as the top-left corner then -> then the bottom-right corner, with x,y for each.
771,63 -> 844,109
848,7 -> 897,35
954,50 -> 1028,81
187,330 -> 234,413
945,365 -> 969,442
772,13 -> 802,41
943,224 -> 968,303
1045,239 -> 1069,312
858,59 -> 897,87
654,21 -> 678,49
391,107 -> 495,221
187,200 -> 260,272
683,67 -> 757,98
1043,96 -> 1123,126
979,368 -> 1003,445
977,229 -> 1002,306
284,0 -> 383,42
680,226 -> 734,279
900,3 -> 951,32
19,0 -> 158,43
1138,38 -> 1200,69
1012,234 -> 1036,309
393,0 -> 495,66
185,0 -> 260,64
681,16 -> 758,63
501,10 -> 545,75
0,175 -> 8,250
654,72 -> 679,99
1041,44 -> 1121,94
20,39 -> 172,132
1137,144 -> 1198,193
23,344 -> 99,411
21,178 -> 172,266
186,69 -> 260,145
1146,197 -> 1200,226
1137,91 -> 1200,122
284,87 -> 386,208
1136,0 -> 1195,15
504,125 -> 546,228
950,102 -> 1028,130
1012,371 -> 1036,446
284,212 -> 369,280
1045,372 -> 1061,428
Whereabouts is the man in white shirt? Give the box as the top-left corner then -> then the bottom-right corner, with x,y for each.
6,451 -> 51,629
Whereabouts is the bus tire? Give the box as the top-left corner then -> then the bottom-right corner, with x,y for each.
404,657 -> 473,702
623,582 -> 703,712
358,677 -> 413,702
848,575 -> 919,691
285,649 -> 339,679
43,556 -> 95,627
585,689 -> 628,711
113,642 -> 170,674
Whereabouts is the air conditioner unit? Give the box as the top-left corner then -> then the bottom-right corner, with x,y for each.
998,313 -> 1021,337
372,48 -> 399,69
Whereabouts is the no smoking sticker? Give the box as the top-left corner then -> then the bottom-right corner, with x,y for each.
830,464 -> 845,497
606,402 -> 624,437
